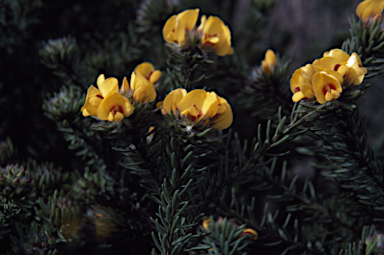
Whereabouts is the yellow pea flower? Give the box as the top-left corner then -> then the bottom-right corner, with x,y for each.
163,9 -> 199,46
96,92 -> 134,122
161,89 -> 233,130
261,49 -> 277,76
242,228 -> 258,240
134,62 -> 162,84
290,64 -> 316,102
81,74 -> 119,117
120,62 -> 161,104
356,0 -> 384,22
312,71 -> 343,104
313,49 -> 367,87
130,72 -> 157,104
200,15 -> 234,56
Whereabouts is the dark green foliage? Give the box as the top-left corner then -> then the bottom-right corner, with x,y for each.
2,0 -> 384,254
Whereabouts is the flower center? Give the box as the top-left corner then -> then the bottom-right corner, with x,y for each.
110,105 -> 124,115
322,83 -> 336,95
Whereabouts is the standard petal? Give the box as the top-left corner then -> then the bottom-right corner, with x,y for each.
323,49 -> 350,61
177,9 -> 199,31
98,77 -> 119,97
177,89 -> 206,114
163,15 -> 177,44
356,0 -> 384,21
135,62 -> 155,79
197,92 -> 219,121
96,74 -> 105,87
204,16 -> 225,37
163,88 -> 187,114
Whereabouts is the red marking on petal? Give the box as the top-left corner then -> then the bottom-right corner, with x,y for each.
190,115 -> 196,122
118,105 -> 124,113
334,64 -> 340,71
295,87 -> 301,93
322,87 -> 327,95
96,95 -> 104,99
329,83 -> 336,90
147,71 -> 153,80
323,84 -> 336,95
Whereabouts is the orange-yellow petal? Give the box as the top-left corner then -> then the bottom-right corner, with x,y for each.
265,49 -> 277,66
96,74 -> 105,87
133,86 -> 148,104
197,91 -> 219,122
98,77 -> 119,97
242,228 -> 258,240
149,70 -> 162,84
163,15 -> 177,44
292,91 -> 306,102
120,76 -> 130,94
211,98 -> 233,130
81,85 -> 102,117
202,219 -> 211,230
323,49 -> 350,62
163,88 -> 187,115
177,9 -> 199,31
131,73 -> 156,103
97,92 -> 134,121
177,89 -> 206,114
356,0 -> 384,22
202,16 -> 233,56
312,71 -> 342,104
135,62 -> 155,79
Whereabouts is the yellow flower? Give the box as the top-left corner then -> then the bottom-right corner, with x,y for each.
200,15 -> 234,56
120,62 -> 161,104
290,64 -> 316,102
261,49 -> 277,76
313,49 -> 367,87
312,71 -> 343,104
130,72 -> 157,104
81,75 -> 119,117
134,62 -> 162,84
163,9 -> 199,46
356,0 -> 384,22
96,92 -> 134,122
161,89 -> 233,130
242,228 -> 258,240
202,219 -> 211,230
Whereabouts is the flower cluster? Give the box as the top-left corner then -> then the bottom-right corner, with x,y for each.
356,0 -> 384,23
162,9 -> 233,56
290,49 -> 367,104
158,88 -> 233,130
81,62 -> 161,122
